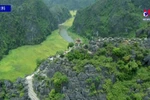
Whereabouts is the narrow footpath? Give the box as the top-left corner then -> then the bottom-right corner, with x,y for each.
26,69 -> 40,100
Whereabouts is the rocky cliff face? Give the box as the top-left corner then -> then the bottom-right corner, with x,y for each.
32,37 -> 150,100
72,0 -> 150,38
0,37 -> 150,99
0,0 -> 71,59
0,78 -> 29,100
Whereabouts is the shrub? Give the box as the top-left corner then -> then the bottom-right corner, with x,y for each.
123,55 -> 131,62
131,93 -> 144,100
127,60 -> 138,74
49,89 -> 64,100
83,44 -> 88,49
89,83 -> 97,96
117,60 -> 125,70
67,42 -> 74,49
86,78 -> 93,84
117,60 -> 139,80
103,79 -> 112,93
73,59 -> 89,72
36,58 -> 46,67
52,72 -> 68,92
56,51 -> 64,58
112,47 -> 123,57
17,84 -> 23,90
66,49 -> 90,61
136,53 -> 144,60
96,48 -> 107,56
19,92 -> 24,97
0,91 -> 5,98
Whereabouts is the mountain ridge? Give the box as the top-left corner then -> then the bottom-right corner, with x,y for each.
0,0 -> 71,59
72,0 -> 150,38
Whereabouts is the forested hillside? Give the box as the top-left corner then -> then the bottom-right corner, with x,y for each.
43,0 -> 97,10
0,0 -> 71,59
49,5 -> 71,24
72,0 -> 150,38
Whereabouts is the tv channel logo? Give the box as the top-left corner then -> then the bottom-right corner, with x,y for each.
0,5 -> 11,12
143,9 -> 150,17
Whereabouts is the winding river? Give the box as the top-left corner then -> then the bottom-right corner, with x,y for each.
59,24 -> 74,43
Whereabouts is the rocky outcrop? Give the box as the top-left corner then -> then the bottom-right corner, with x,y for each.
0,37 -> 149,99
33,59 -> 107,100
32,37 -> 150,100
0,78 -> 30,100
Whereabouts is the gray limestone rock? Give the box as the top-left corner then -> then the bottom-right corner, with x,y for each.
78,72 -> 88,81
80,89 -> 90,98
143,55 -> 150,66
46,68 -> 55,78
68,77 -> 80,90
84,64 -> 96,74
97,94 -> 106,100
68,92 -> 76,100
143,96 -> 150,100
136,79 -> 143,84
4,80 -> 12,89
68,70 -> 77,77
63,94 -> 70,100
75,92 -> 85,100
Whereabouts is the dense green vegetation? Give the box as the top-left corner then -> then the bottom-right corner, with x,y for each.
47,89 -> 64,100
0,0 -> 70,59
49,5 -> 71,24
66,41 -> 150,99
67,42 -> 74,49
52,72 -> 68,92
72,0 -> 150,38
45,72 -> 68,100
43,0 -> 97,10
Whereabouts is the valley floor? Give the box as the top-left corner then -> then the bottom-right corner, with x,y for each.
0,30 -> 68,81
0,10 -> 86,81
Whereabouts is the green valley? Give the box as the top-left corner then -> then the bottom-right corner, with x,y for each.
0,30 -> 67,81
0,0 -> 150,100
0,11 -> 79,81
63,11 -> 89,44
0,0 -> 71,59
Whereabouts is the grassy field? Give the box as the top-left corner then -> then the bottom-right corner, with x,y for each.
0,10 -> 88,81
0,30 -> 68,81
